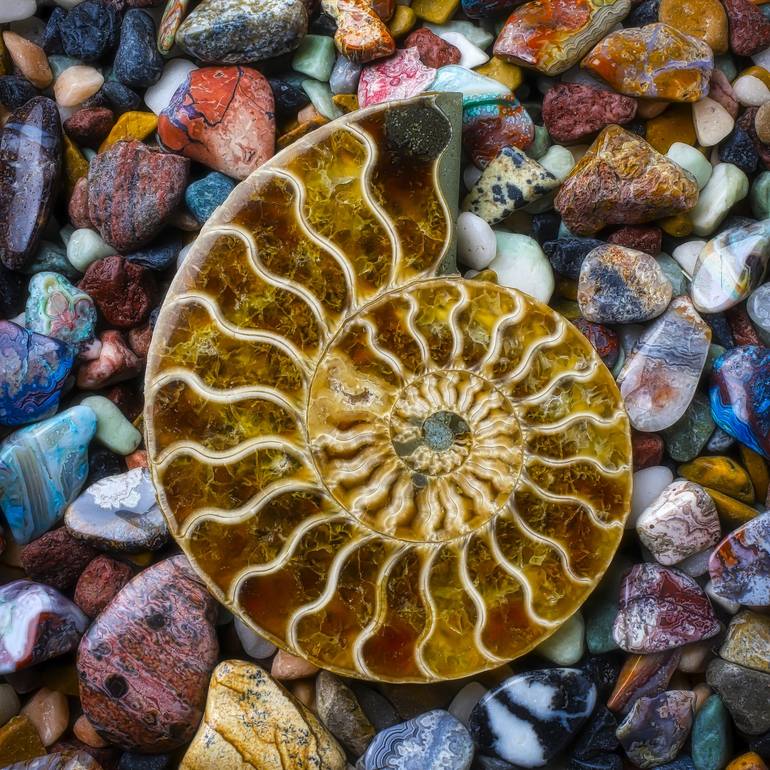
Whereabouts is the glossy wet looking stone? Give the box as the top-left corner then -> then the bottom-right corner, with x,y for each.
144,95 -> 633,683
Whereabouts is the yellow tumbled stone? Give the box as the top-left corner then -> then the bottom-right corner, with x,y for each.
646,104 -> 696,153
388,4 -> 416,37
180,660 -> 345,770
741,65 -> 770,89
63,135 -> 89,197
679,456 -> 755,502
704,487 -> 759,528
475,56 -> 524,91
99,111 -> 158,152
332,93 -> 359,113
123,551 -> 154,568
739,445 -> 770,503
659,212 -> 694,237
411,0 -> 459,24
0,716 -> 46,767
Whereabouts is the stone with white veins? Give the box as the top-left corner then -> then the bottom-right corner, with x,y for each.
469,668 -> 596,768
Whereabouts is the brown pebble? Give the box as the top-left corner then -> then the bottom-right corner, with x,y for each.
404,27 -> 460,68
125,449 -> 148,470
289,678 -> 317,709
68,177 -> 93,230
127,323 -> 152,358
74,555 -> 134,618
756,101 -> 770,144
73,714 -> 110,749
0,715 -> 46,766
1,32 -> 52,89
693,682 -> 713,712
20,528 -> 97,591
271,650 -> 319,681
20,688 -> 69,747
64,107 -> 116,150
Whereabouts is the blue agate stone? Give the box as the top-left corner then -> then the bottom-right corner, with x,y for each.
710,345 -> 770,459
0,321 -> 74,427
361,709 -> 473,770
185,172 -> 237,225
0,405 -> 97,544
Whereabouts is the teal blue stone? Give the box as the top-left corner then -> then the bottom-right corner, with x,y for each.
692,695 -> 731,770
430,65 -> 510,102
185,172 -> 237,225
23,241 -> 81,280
585,594 -> 619,655
661,392 -> 715,462
0,405 -> 97,544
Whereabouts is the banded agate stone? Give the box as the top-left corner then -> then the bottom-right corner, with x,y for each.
144,94 -> 632,683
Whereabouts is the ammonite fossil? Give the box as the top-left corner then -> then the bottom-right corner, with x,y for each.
145,94 -> 632,683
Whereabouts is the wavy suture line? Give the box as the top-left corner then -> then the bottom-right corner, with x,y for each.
415,547 -> 440,679
476,301 -> 527,372
403,292 -> 431,372
515,359 -> 602,406
527,452 -> 629,476
488,319 -> 569,386
448,283 -> 470,365
155,435 -> 310,469
357,318 -> 409,383
521,409 -> 627,433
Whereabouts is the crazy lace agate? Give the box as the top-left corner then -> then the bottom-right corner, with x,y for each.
144,95 -> 633,683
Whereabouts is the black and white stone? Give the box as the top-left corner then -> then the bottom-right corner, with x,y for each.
469,668 -> 597,768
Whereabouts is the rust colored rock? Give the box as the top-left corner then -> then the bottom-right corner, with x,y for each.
404,28 -> 461,68
20,528 -> 97,591
68,178 -> 92,230
726,305 -> 761,346
322,0 -> 395,63
607,225 -> 663,256
78,256 -> 156,329
88,141 -> 189,253
555,125 -> 699,235
104,383 -> 143,421
462,94 -> 535,168
158,66 -> 274,181
572,318 -> 619,368
542,82 -> 637,144
127,323 -> 152,359
738,107 -> 770,170
74,556 -> 133,618
64,108 -> 115,150
632,430 -> 664,469
723,0 -> 770,56
76,330 -> 143,390
125,449 -> 148,470
77,556 -> 219,751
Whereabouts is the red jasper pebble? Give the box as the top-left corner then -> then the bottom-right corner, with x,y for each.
74,555 -> 134,618
607,225 -> 663,256
20,528 -> 97,591
631,430 -> 664,469
572,318 -> 619,368
68,177 -> 92,230
76,330 -> 144,390
403,28 -> 461,68
63,107 -> 115,149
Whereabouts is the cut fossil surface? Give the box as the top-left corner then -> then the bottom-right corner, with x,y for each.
144,94 -> 632,683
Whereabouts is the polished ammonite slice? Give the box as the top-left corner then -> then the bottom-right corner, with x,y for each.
144,94 -> 632,683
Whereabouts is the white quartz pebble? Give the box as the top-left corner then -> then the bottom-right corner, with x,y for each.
439,31 -> 489,69
0,0 -> 36,23
690,163 -> 750,237
234,617 -> 278,659
733,74 -> 770,107
667,142 -> 712,190
67,229 -> 113,273
692,97 -> 735,148
672,240 -> 706,277
628,466 -> 674,529
144,58 -> 197,115
490,232 -> 554,303
456,211 -> 497,270
449,682 -> 487,727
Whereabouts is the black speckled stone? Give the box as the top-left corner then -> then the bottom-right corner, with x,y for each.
719,127 -> 759,175
60,0 -> 119,62
531,212 -> 561,245
543,237 -> 605,280
578,654 -> 620,702
101,80 -> 143,114
42,7 -> 67,54
86,446 -> 126,487
386,103 -> 451,161
568,756 -> 623,770
703,313 -> 734,348
625,0 -> 659,27
651,757 -> 696,770
0,76 -> 38,111
114,10 -> 164,88
268,78 -> 310,118
573,707 -> 619,759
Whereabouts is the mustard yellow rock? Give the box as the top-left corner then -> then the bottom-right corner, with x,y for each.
720,610 -> 770,674
99,111 -> 158,152
679,456 -> 755,502
705,487 -> 759,528
658,0 -> 729,54
739,444 -> 770,502
475,56 -> 524,91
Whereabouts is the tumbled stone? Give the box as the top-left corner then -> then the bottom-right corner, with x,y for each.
617,296 -> 711,432
493,0 -> 632,77
357,47 -> 436,107
65,469 -> 167,552
723,0 -> 770,56
727,753 -> 768,770
179,660 -> 345,770
679,456 -> 754,502
464,145 -> 559,225
707,659 -> 770,735
542,83 -> 637,145
555,126 -> 699,236
59,0 -> 118,62
74,555 -> 133,619
616,691 -> 696,769
0,581 -> 88,674
470,668 -> 596,768
462,94 -> 534,168
607,649 -> 681,714
314,671 -> 375,757
20,528 -> 96,591
21,689 -> 68,748
53,65 -> 104,108
322,0 -> 395,63
612,563 -> 720,654
88,140 -> 189,253
404,27 -> 460,67
176,0 -> 308,63
1,750 -> 102,769
99,111 -> 158,153
76,330 -> 143,390
709,511 -> 770,605
632,431 -> 664,470
2,33 -> 52,90
0,406 -> 97,544
65,108 -> 115,150
607,225 -> 663,256
720,127 -> 759,174
636,479 -> 720,566
490,231 -> 555,302
720,610 -> 770,674
0,716 -> 46,767
113,10 -> 163,89
158,66 -> 274,181
25,272 -> 97,349
0,76 -> 38,111
78,556 -> 219,752
693,97 -> 735,148
658,0 -> 728,55
185,172 -> 236,224
573,319 -> 619,369
544,237 -> 604,279
270,650 -> 318,681
577,244 -> 672,324
0,98 -> 62,271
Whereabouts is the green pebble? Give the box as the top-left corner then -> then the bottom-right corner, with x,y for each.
692,694 -> 731,770
80,396 -> 142,456
667,142 -> 712,191
292,34 -> 336,82
715,54 -> 737,82
66,228 -> 114,272
82,148 -> 97,162
750,170 -> 770,220
535,612 -> 585,665
611,345 -> 625,379
705,344 -> 727,376
656,253 -> 688,297
301,79 -> 342,120
661,392 -> 715,462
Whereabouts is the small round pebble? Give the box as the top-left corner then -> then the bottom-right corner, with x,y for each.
456,211 -> 497,270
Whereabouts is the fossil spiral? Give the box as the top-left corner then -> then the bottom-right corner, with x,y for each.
144,94 -> 632,682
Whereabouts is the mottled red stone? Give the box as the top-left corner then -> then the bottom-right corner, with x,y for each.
127,323 -> 152,359
462,95 -> 535,168
572,318 -> 619,368
76,330 -> 143,390
88,141 -> 189,253
404,28 -> 461,68
158,66 -> 275,181
49,739 -> 119,770
77,556 -> 219,751
727,305 -> 762,346
64,108 -> 115,150
68,177 -> 92,230
20,528 -> 97,591
723,0 -> 770,56
631,430 -> 664,469
104,383 -> 143,421
125,449 -> 148,470
612,563 -> 721,654
542,82 -> 637,144
607,225 -> 662,256
78,256 -> 156,329
74,556 -> 134,618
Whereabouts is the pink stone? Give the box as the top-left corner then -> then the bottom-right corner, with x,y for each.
270,649 -> 319,680
76,330 -> 143,390
357,48 -> 436,108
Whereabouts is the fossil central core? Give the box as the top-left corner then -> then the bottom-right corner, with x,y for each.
421,410 -> 468,452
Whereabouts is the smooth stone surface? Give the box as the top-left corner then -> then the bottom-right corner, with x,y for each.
185,173 -> 236,224
534,612 -> 585,666
607,648 -> 681,714
667,143 -> 712,191
636,479 -> 721,566
693,97 -> 735,148
357,48 -> 436,107
233,617 -> 276,659
0,321 -> 74,427
661,392 -> 715,462
720,610 -> 770,674
66,228 -> 113,273
0,581 -> 88,674
78,556 -> 219,752
53,65 -> 103,108
322,0 -> 395,65
0,685 -> 20,728
707,659 -> 770,735
0,715 -> 46,766
658,0 -> 728,54
0,406 -> 96,544
179,660 -> 345,770
469,668 -> 596,768
488,232 -> 554,303
617,296 -> 711,432
448,683 -> 486,728
690,163 -> 750,238
612,563 -> 720,654
144,59 -> 198,116
429,64 -> 510,101
724,0 -> 770,56
456,211 -> 497,270
0,98 -> 62,271
691,694 -> 731,770
748,283 -> 770,344
20,689 -> 68,747
65,468 -> 167,552
679,455 -> 754,502
292,34 -> 336,81
544,237 -> 604,280
630,466 -> 675,528
315,670 -> 374,757
59,0 -> 118,62
79,396 -> 141,456
709,512 -> 770,606
113,10 -> 163,89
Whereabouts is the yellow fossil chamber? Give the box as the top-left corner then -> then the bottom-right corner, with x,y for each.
144,93 -> 632,683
